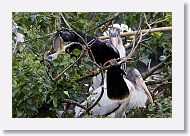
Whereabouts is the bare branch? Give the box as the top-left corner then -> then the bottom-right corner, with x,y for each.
142,13 -> 152,36
53,49 -> 87,81
140,43 -> 157,55
142,56 -> 171,80
87,12 -> 122,33
61,98 -> 88,111
75,70 -> 99,82
86,65 -> 104,112
150,17 -> 171,26
153,82 -> 172,94
146,77 -> 171,85
99,26 -> 172,40
60,13 -> 72,29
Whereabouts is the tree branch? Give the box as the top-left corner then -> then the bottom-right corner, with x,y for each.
99,26 -> 172,40
142,56 -> 171,80
53,49 -> 87,81
86,12 -> 122,33
152,82 -> 172,94
60,13 -> 72,29
86,65 -> 104,112
61,98 -> 88,111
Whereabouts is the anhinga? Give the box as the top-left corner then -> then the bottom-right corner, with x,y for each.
55,27 -> 153,117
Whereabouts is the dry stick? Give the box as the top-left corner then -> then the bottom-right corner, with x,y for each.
75,58 -> 121,82
140,43 -> 157,55
99,26 -> 172,40
118,14 -> 154,65
53,49 -> 87,81
61,98 -> 88,111
142,13 -> 152,36
152,82 -> 172,94
60,13 -> 72,29
146,78 -> 171,85
87,87 -> 104,112
117,14 -> 144,65
75,70 -> 99,82
87,12 -> 122,33
150,17 -> 171,26
118,29 -> 143,64
142,56 -> 171,80
86,66 -> 105,112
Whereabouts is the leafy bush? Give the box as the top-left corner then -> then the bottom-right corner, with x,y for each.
12,12 -> 172,118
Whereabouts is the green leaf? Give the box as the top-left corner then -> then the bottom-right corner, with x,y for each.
63,91 -> 70,98
73,49 -> 81,56
53,99 -> 58,107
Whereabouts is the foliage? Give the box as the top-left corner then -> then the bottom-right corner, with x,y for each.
12,12 -> 172,118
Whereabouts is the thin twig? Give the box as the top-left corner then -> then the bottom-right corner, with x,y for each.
87,12 -> 122,33
142,56 -> 171,80
60,13 -> 72,29
86,65 -> 104,112
140,43 -> 157,55
150,17 -> 171,26
75,70 -> 99,82
142,13 -> 152,36
146,78 -> 171,85
53,49 -> 87,81
61,98 -> 88,111
153,82 -> 172,94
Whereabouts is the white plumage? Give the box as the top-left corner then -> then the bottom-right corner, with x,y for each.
75,67 -> 152,117
75,27 -> 153,118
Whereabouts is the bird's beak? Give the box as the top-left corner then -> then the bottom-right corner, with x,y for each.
135,78 -> 154,104
53,34 -> 64,52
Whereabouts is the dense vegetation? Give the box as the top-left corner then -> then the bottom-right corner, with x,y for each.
12,12 -> 172,118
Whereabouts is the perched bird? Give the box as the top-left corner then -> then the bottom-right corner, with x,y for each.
57,28 -> 153,117
75,67 -> 153,117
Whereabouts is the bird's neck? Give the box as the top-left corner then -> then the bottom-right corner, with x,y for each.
117,44 -> 126,58
112,37 -> 126,58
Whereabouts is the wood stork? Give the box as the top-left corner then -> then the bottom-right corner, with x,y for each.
57,28 -> 153,117
75,67 -> 152,117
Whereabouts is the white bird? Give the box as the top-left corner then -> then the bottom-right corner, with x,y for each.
75,67 -> 153,117
74,27 -> 153,118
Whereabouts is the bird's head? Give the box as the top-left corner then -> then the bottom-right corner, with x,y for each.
58,28 -> 77,42
126,68 -> 154,104
109,27 -> 122,48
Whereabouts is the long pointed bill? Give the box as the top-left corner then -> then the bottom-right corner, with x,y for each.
136,78 -> 154,104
